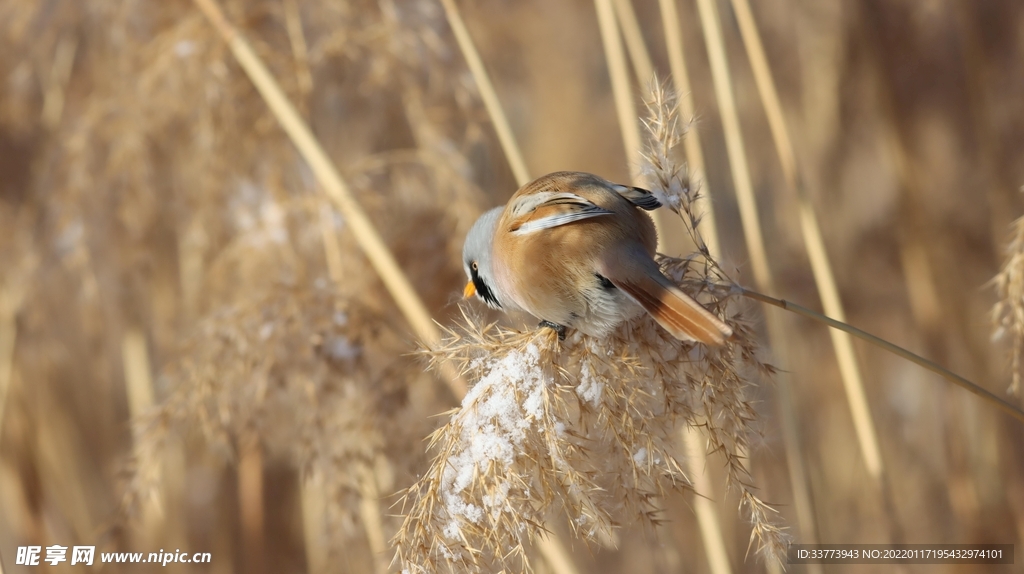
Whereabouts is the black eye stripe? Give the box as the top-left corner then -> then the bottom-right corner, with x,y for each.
469,267 -> 501,308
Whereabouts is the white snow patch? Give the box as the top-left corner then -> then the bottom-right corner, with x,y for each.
231,182 -> 288,246
576,365 -> 604,406
325,337 -> 360,362
259,201 -> 288,245
440,344 -> 549,540
633,447 -> 648,465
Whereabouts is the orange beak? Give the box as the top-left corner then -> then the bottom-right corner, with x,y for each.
463,281 -> 476,298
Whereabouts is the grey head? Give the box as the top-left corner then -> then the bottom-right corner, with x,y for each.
462,206 -> 505,309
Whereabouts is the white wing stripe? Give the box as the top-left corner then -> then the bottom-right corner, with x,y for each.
512,206 -> 613,235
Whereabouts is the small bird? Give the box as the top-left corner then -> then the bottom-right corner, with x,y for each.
462,171 -> 732,344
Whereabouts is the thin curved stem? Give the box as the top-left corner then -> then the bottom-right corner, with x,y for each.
740,287 -> 1024,424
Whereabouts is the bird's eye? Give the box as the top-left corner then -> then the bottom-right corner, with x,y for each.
471,262 -> 478,271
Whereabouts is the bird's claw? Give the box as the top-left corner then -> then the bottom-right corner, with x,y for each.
539,320 -> 566,340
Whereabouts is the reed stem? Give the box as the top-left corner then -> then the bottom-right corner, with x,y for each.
595,0 -> 665,243
437,0 -> 531,187
740,288 -> 1024,424
41,35 -> 77,129
657,0 -> 721,255
729,0 -> 884,481
0,289 -> 17,444
192,0 -> 466,397
683,428 -> 734,574
692,0 -> 825,557
612,0 -> 655,85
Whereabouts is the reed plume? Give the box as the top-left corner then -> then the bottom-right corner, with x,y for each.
394,80 -> 787,573
993,214 -> 1024,399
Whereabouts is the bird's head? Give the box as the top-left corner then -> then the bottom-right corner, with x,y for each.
461,206 -> 504,310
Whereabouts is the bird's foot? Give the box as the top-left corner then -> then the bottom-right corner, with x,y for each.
538,320 -> 567,341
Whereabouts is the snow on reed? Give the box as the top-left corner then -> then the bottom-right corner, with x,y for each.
395,79 -> 787,573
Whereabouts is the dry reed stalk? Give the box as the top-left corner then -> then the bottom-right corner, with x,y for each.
317,202 -> 346,287
728,0 -> 886,482
594,0 -> 665,242
176,221 -> 206,318
743,289 -> 1024,424
301,471 -> 329,574
122,328 -> 190,549
608,0 -> 691,257
611,0 -> 655,85
682,0 -> 830,559
32,378 -> 98,543
40,35 -> 76,129
282,0 -> 313,101
358,463 -> 390,574
535,536 -> 581,574
697,0 -> 910,545
853,2 -> 946,346
239,437 -> 266,574
657,0 -> 721,254
122,330 -> 156,435
0,300 -> 14,448
766,364 -> 821,569
953,0 -> 1017,253
191,0 -> 466,397
692,0 -> 770,292
641,82 -> 740,572
120,328 -> 168,546
0,289 -> 16,440
898,238 -> 944,334
437,0 -> 530,187
728,0 -> 796,187
682,428 -> 733,574
594,0 -> 642,186
994,215 -> 1024,400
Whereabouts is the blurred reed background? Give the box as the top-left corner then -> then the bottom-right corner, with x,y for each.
1,0 -> 1023,572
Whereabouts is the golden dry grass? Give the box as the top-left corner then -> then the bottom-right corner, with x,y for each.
1,1 -> 1023,573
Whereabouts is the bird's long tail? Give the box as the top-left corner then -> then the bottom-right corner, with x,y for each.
611,266 -> 732,345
